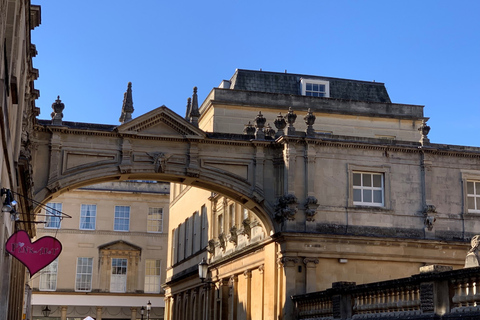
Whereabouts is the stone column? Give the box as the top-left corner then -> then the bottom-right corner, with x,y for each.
60,306 -> 68,320
278,257 -> 299,320
130,307 -> 137,320
258,265 -> 265,320
96,306 -> 103,320
304,258 -> 319,293
244,270 -> 252,320
228,275 -> 238,320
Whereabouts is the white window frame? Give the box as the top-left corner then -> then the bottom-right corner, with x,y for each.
348,164 -> 390,209
147,207 -> 163,233
114,206 -> 130,232
300,78 -> 330,98
461,171 -> 480,215
352,172 -> 384,207
80,204 -> 96,230
110,258 -> 128,293
144,259 -> 161,293
39,259 -> 58,291
75,257 -> 93,292
467,181 -> 480,213
45,203 -> 62,229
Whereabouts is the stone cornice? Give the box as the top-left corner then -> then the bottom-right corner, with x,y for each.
38,228 -> 168,238
274,232 -> 467,249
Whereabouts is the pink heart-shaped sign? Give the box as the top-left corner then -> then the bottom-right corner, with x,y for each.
6,230 -> 62,276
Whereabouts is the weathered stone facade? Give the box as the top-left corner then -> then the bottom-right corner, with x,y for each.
30,181 -> 169,320
0,1 -> 40,319
28,69 -> 480,320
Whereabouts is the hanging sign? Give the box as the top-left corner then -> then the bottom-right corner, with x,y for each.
5,230 -> 62,276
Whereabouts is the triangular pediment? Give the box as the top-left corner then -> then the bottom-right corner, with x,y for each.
98,240 -> 142,252
116,106 -> 205,138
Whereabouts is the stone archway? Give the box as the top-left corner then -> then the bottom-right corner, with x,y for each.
31,106 -> 278,233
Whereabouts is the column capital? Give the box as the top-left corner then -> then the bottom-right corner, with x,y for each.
303,258 -> 319,267
258,264 -> 264,274
277,256 -> 299,267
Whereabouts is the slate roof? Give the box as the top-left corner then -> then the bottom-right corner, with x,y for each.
228,69 -> 391,103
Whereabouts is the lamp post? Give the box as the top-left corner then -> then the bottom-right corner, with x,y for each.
146,300 -> 151,320
140,306 -> 145,320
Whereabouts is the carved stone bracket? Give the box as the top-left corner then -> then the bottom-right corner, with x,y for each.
274,194 -> 298,222
304,196 -> 319,222
218,233 -> 226,251
207,239 -> 216,254
241,219 -> 251,239
229,226 -> 238,246
423,204 -> 437,231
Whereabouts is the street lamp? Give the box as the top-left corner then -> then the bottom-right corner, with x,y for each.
140,306 -> 145,320
146,300 -> 151,320
198,257 -> 208,282
42,306 -> 51,317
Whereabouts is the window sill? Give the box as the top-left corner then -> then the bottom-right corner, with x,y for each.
347,205 -> 393,213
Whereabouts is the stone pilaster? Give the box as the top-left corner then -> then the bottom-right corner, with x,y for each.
228,275 -> 238,320
244,270 -> 252,320
304,258 -> 319,293
278,256 -> 299,319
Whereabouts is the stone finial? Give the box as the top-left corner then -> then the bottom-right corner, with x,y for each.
119,82 -> 134,124
243,121 -> 255,135
465,235 -> 480,268
304,108 -> 316,137
274,113 -> 287,138
265,123 -> 275,139
286,107 -> 297,135
254,111 -> 266,139
185,97 -> 192,122
51,95 -> 65,125
418,119 -> 431,145
188,86 -> 200,127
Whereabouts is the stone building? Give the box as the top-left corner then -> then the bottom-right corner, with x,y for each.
163,69 -> 480,320
0,0 -> 41,319
30,181 -> 169,320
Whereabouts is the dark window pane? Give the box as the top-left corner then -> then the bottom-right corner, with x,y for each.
373,174 -> 382,187
468,197 -> 475,210
363,190 -> 372,202
363,174 -> 372,187
353,173 -> 361,186
467,181 -> 474,194
373,190 -> 382,203
353,189 -> 361,202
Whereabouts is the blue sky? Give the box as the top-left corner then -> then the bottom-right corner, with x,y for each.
32,1 -> 480,146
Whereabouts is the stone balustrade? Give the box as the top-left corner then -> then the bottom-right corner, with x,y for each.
293,266 -> 480,319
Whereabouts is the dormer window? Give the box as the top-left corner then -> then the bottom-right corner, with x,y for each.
301,78 -> 330,97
